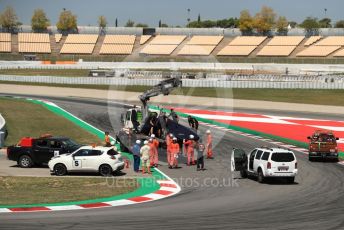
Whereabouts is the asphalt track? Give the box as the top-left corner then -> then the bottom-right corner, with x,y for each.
1,95 -> 344,230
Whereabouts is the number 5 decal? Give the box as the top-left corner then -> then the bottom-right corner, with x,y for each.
73,160 -> 82,168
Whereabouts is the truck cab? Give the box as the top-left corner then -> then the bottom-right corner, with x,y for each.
231,147 -> 298,184
308,130 -> 339,161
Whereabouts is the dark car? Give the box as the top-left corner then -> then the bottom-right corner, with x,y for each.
7,136 -> 81,168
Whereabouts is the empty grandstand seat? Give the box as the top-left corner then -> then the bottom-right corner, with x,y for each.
140,35 -> 151,45
304,36 -> 322,46
314,36 -> 344,46
18,43 -> 51,53
64,34 -> 99,44
17,33 -> 51,53
296,46 -> 341,57
0,42 -> 11,52
103,35 -> 136,44
217,46 -> 257,56
178,45 -> 216,55
266,36 -> 304,46
18,33 -> 50,43
332,48 -> 344,57
60,44 -> 95,54
228,36 -> 267,46
187,36 -> 224,45
257,46 -> 296,56
149,35 -> 186,45
100,44 -> 134,55
0,33 -> 11,42
140,45 -> 178,55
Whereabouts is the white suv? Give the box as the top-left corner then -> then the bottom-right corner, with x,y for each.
231,147 -> 298,183
48,146 -> 125,176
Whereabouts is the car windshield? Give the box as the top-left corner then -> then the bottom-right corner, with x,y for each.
271,152 -> 295,162
62,139 -> 79,147
107,149 -> 119,156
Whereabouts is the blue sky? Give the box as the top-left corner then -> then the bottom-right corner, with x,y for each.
1,0 -> 343,27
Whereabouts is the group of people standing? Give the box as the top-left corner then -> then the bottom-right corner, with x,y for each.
130,129 -> 214,174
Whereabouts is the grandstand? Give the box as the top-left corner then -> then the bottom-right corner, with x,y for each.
1,31 -> 344,59
140,35 -> 186,55
18,33 -> 51,53
100,35 -> 135,55
0,33 -> 11,52
60,34 -> 98,54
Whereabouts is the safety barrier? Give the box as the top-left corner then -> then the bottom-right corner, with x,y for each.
1,74 -> 344,89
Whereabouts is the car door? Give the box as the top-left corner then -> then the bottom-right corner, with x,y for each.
34,139 -> 50,164
48,140 -> 64,158
248,149 -> 258,172
70,149 -> 89,171
253,150 -> 264,172
82,150 -> 102,171
231,148 -> 247,172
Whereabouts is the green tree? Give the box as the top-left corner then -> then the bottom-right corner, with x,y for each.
0,6 -> 20,33
158,19 -> 161,27
253,6 -> 276,35
239,10 -> 254,35
31,8 -> 50,32
318,18 -> 332,28
135,23 -> 148,28
56,9 -> 77,34
335,20 -> 344,28
198,14 -> 201,23
276,16 -> 288,35
98,15 -> 107,29
161,23 -> 168,28
300,17 -> 319,36
125,19 -> 135,27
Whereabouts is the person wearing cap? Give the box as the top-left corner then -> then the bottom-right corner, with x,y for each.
104,131 -> 111,147
206,130 -> 214,159
131,140 -> 141,173
148,138 -> 158,168
166,133 -> 173,167
188,115 -> 199,133
184,135 -> 196,166
140,140 -> 151,174
170,137 -> 180,168
168,108 -> 179,123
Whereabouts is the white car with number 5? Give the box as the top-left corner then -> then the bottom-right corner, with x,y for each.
48,146 -> 125,176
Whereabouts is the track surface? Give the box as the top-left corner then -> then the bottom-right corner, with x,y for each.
1,96 -> 344,230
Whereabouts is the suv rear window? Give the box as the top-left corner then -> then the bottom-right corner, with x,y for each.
271,152 -> 295,162
261,152 -> 270,161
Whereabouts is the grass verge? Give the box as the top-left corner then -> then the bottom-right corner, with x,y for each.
0,97 -> 100,146
2,81 -> 344,106
0,176 -> 138,205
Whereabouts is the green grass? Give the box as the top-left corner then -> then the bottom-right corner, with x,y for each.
0,176 -> 138,205
2,81 -> 344,106
0,97 -> 101,146
0,69 -> 90,77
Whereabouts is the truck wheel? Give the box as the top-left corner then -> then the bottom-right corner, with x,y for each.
308,156 -> 314,162
99,164 -> 113,177
257,169 -> 265,183
54,164 -> 67,176
18,155 -> 33,168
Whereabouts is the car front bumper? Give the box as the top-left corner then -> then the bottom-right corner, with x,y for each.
309,152 -> 338,159
113,162 -> 125,172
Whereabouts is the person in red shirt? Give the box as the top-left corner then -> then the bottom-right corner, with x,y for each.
184,135 -> 196,166
170,137 -> 180,168
206,130 -> 214,159
166,133 -> 173,168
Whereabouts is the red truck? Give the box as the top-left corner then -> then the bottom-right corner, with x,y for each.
307,130 -> 339,162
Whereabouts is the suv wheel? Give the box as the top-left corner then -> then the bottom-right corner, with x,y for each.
18,155 -> 33,168
99,164 -> 112,177
54,164 -> 67,176
257,169 -> 265,183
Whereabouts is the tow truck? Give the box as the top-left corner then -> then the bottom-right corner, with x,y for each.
308,130 -> 339,161
116,76 -> 199,151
